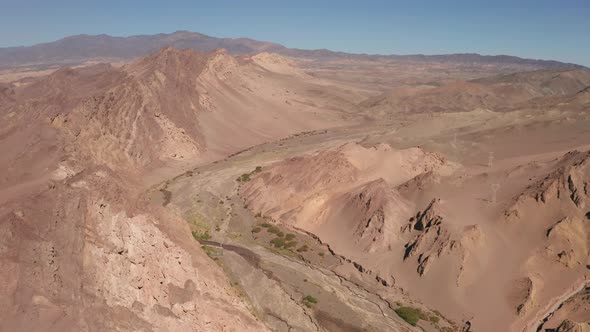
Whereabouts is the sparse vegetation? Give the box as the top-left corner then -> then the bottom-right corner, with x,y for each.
252,227 -> 262,233
192,230 -> 211,242
394,306 -> 439,327
395,306 -> 422,326
201,245 -> 218,260
284,241 -> 297,249
302,295 -> 318,308
236,173 -> 251,182
261,223 -> 272,228
236,166 -> 263,182
285,233 -> 296,241
270,237 -> 286,248
267,226 -> 281,234
297,245 -> 309,252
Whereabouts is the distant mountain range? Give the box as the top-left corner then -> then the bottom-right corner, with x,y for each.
0,30 -> 586,70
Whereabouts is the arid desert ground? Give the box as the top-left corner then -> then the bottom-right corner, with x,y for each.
1,31 -> 590,332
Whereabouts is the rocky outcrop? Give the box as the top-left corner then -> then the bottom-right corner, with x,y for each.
240,148 -> 359,225
509,150 -> 590,212
0,166 -> 268,331
347,179 -> 407,251
58,48 -> 216,169
555,320 -> 590,332
402,199 -> 454,276
507,277 -> 535,316
400,199 -> 484,278
545,217 -> 589,268
241,143 -> 454,244
0,48 -> 280,331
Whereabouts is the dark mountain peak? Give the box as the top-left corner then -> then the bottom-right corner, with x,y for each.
0,31 -> 585,71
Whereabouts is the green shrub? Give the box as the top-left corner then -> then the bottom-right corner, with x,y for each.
192,230 -> 211,242
261,223 -> 272,228
268,226 -> 280,234
252,227 -> 262,233
201,245 -> 217,260
276,231 -> 284,238
236,167 -> 262,182
297,245 -> 309,252
285,233 -> 296,241
303,295 -> 318,303
270,238 -> 286,248
395,307 -> 422,326
302,295 -> 318,307
236,173 -> 251,182
284,241 -> 297,249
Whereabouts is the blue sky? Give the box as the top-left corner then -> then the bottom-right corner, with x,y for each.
1,0 -> 589,66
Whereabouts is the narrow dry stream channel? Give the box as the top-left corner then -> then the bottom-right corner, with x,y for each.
148,125 -> 465,331
198,239 -> 413,331
531,280 -> 589,332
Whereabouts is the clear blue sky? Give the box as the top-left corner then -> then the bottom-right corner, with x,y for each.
2,0 -> 589,66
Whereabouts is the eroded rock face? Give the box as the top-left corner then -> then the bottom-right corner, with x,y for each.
546,217 -> 589,268
341,179 -> 410,252
507,277 -> 535,316
555,320 -> 590,332
501,151 -> 590,332
502,150 -> 590,270
59,48 -> 212,169
402,199 -> 453,276
0,48 -> 275,331
508,150 -> 590,216
399,199 -> 486,279
240,143 -> 454,240
0,166 -> 268,332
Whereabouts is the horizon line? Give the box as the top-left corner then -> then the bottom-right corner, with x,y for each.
0,30 -> 586,68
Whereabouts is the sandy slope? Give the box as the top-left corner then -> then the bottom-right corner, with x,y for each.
239,101 -> 590,331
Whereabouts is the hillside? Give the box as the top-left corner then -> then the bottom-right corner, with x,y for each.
360,68 -> 590,117
0,48 -> 359,331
